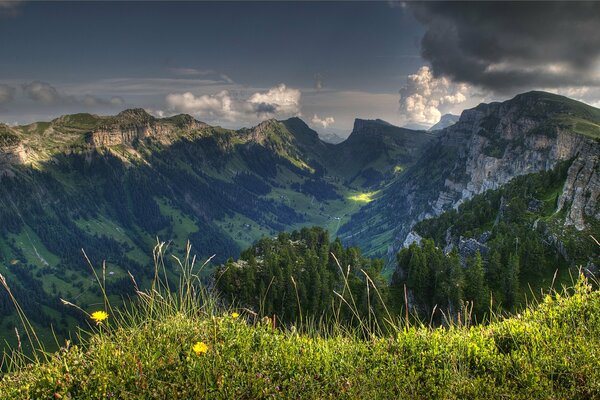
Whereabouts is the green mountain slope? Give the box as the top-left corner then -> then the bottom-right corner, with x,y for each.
1,90 -> 598,350
0,111 -> 431,346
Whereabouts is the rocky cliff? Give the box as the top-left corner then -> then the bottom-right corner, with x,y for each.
88,109 -> 208,147
339,91 -> 600,261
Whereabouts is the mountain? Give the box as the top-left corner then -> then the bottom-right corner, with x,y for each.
318,131 -> 345,144
340,91 -> 599,268
429,113 -> 460,131
0,110 -> 434,345
325,118 -> 435,187
1,91 -> 599,348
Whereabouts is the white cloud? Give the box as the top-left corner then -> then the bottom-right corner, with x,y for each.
0,84 -> 16,103
311,114 -> 335,128
165,90 -> 238,121
163,83 -> 302,124
399,66 -> 472,126
247,84 -> 301,117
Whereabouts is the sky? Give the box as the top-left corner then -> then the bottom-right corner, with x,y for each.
1,1 -> 600,137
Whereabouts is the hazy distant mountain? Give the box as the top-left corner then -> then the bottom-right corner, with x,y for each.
429,113 -> 460,131
319,131 -> 345,144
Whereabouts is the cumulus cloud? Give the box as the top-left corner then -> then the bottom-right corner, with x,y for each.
247,84 -> 301,117
410,2 -> 600,92
311,114 -> 335,128
0,84 -> 16,104
399,66 -> 471,126
163,83 -> 302,124
165,90 -> 238,121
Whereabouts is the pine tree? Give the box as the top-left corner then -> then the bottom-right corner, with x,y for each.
447,249 -> 464,308
464,251 -> 489,317
505,253 -> 520,309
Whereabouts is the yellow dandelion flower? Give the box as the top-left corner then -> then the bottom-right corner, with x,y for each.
231,312 -> 240,319
90,311 -> 109,324
192,341 -> 208,355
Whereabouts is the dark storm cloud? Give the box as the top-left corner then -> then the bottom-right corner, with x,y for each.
249,102 -> 278,115
411,2 -> 600,91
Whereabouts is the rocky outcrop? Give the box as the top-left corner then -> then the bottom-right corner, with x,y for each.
557,142 -> 600,230
88,111 -> 207,147
423,94 -> 600,235
429,114 -> 459,131
340,91 -> 600,263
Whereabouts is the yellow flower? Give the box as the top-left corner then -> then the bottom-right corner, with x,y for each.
192,341 -> 208,355
231,312 -> 240,319
90,310 -> 109,324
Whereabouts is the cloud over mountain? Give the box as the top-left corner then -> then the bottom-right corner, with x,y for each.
164,84 -> 302,123
166,90 -> 237,121
311,114 -> 335,128
398,66 -> 470,126
410,2 -> 600,92
247,84 -> 301,117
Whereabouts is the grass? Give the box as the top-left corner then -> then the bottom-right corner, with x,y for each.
1,242 -> 600,399
348,191 -> 379,204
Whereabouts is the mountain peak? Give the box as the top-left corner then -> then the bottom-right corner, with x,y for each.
429,114 -> 460,131
161,113 -> 207,129
352,118 -> 394,133
115,108 -> 154,124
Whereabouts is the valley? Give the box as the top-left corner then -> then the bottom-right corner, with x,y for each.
0,91 -> 598,350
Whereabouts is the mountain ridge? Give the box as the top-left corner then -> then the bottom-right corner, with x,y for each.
340,90 -> 600,266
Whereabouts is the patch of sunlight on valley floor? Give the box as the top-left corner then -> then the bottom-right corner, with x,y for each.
348,191 -> 379,203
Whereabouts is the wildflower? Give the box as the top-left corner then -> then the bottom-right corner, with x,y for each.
192,341 -> 208,355
231,312 -> 240,319
90,311 -> 109,324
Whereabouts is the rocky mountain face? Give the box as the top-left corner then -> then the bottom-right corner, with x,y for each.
88,109 -> 209,147
429,114 -> 459,131
339,91 -> 600,263
1,91 -> 599,345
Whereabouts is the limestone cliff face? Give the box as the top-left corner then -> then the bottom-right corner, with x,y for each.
88,111 -> 208,147
557,141 -> 600,230
431,105 -> 598,220
340,92 -> 600,262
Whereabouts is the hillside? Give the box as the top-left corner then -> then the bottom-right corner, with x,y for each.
0,111 -> 429,346
1,256 -> 599,399
0,90 -> 598,350
340,91 -> 600,265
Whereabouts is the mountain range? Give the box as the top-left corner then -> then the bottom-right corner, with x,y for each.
0,90 -> 598,344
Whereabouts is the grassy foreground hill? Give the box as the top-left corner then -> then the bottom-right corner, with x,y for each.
1,247 -> 599,399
